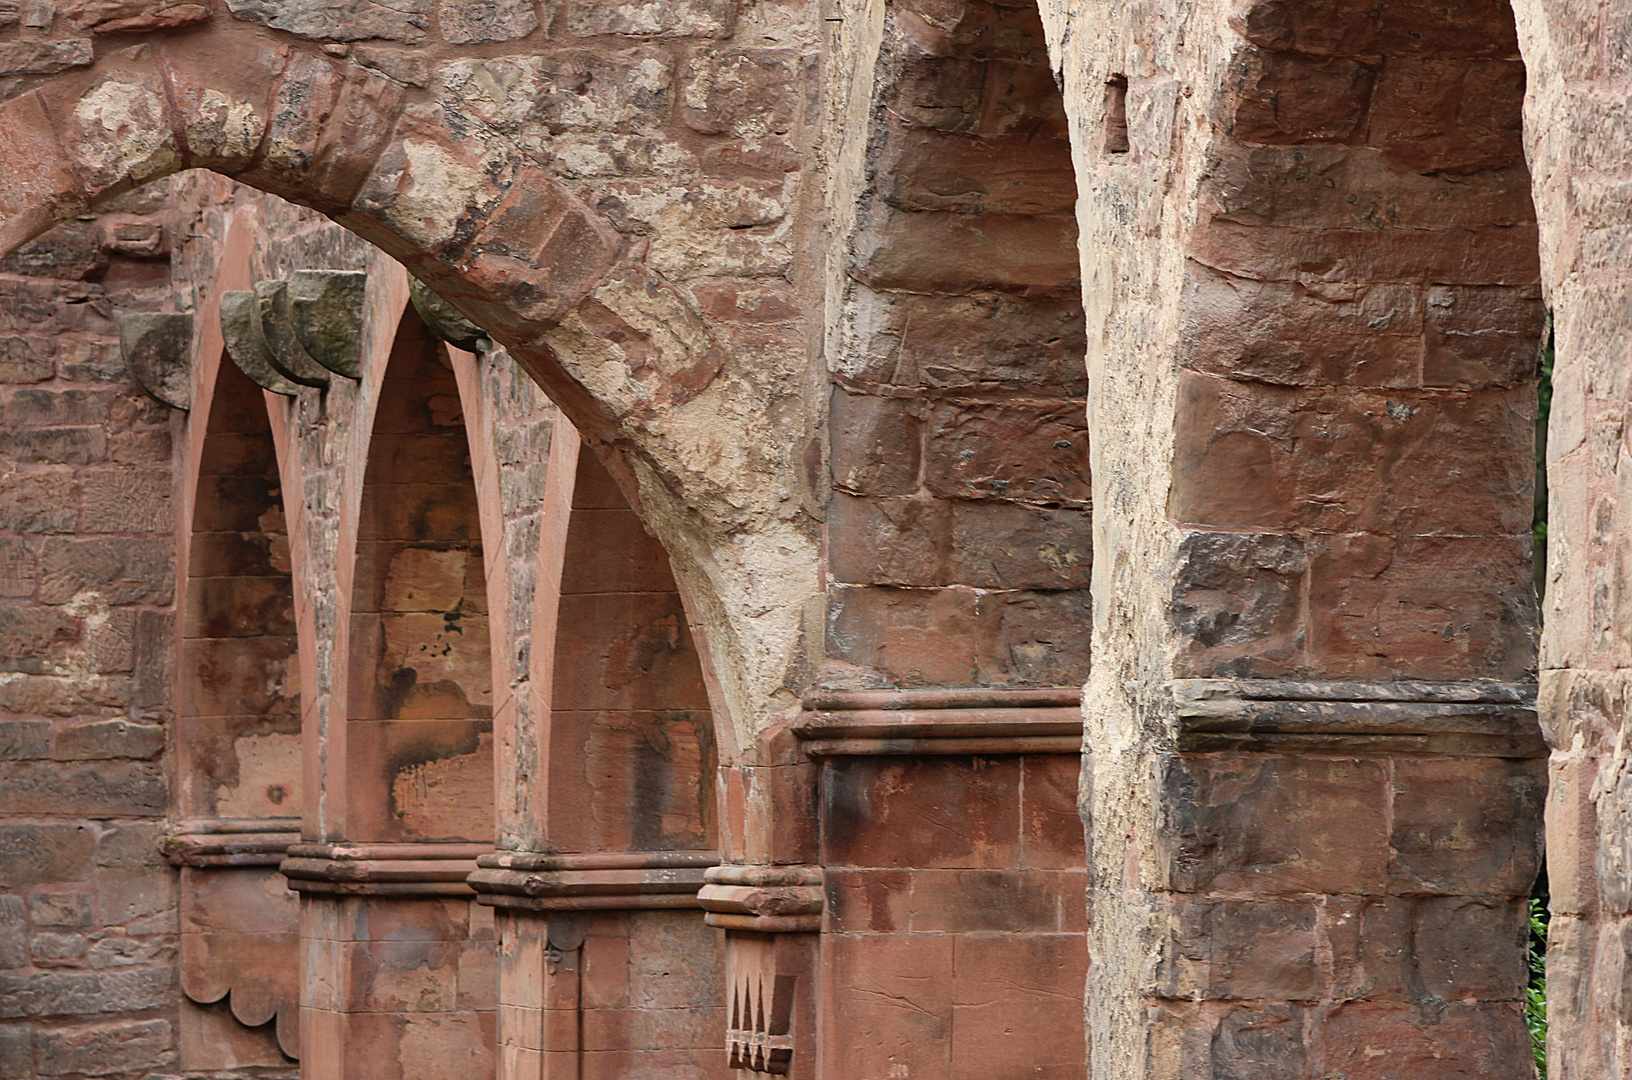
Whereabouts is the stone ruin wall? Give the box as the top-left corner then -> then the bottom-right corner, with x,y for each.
0,0 -> 1629,1076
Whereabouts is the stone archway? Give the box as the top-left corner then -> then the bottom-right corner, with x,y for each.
0,15 -> 823,782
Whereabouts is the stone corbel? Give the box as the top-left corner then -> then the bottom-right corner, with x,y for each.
116,311 -> 192,409
409,276 -> 493,353
698,865 -> 824,933
467,849 -> 717,911
288,269 -> 367,378
252,280 -> 331,386
700,865 -> 823,1075
222,290 -> 303,396
160,818 -> 303,1061
279,842 -> 488,896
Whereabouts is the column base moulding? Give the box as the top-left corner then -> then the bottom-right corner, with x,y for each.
161,818 -> 301,867
279,842 -> 488,896
795,686 -> 1083,756
1172,678 -> 1544,757
467,849 -> 719,911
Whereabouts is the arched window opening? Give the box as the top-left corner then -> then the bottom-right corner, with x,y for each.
348,309 -> 493,845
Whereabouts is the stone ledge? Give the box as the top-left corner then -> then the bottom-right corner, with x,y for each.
795,686 -> 1082,756
468,850 -> 717,911
279,842 -> 488,896
161,818 -> 301,868
1171,678 -> 1544,757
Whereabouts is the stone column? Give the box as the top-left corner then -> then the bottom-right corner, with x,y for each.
1042,0 -> 1548,1074
1511,0 -> 1632,1072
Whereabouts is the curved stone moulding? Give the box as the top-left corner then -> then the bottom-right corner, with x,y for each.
794,686 -> 1084,755
467,849 -> 719,911
698,864 -> 824,933
115,311 -> 192,410
161,817 -> 300,867
409,275 -> 493,353
221,290 -> 304,396
279,841 -> 489,896
253,280 -> 331,387
1170,678 -> 1545,756
289,269 -> 367,378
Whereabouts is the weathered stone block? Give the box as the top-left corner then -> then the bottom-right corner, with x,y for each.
851,210 -> 1080,294
829,388 -> 921,497
1366,58 -> 1524,175
0,1024 -> 27,1079
1389,757 -> 1543,897
53,719 -> 165,762
839,288 -> 1088,394
62,0 -> 207,31
0,40 -> 91,77
1234,0 -> 1521,58
225,0 -> 429,40
28,893 -> 93,929
1209,1003 -> 1306,1080
437,0 -> 536,41
824,584 -> 979,685
1229,50 -> 1376,145
0,428 -> 106,466
1412,896 -> 1527,1000
826,494 -> 952,587
0,722 -> 49,761
1157,898 -> 1319,1001
974,588 -> 1093,685
924,400 -> 1090,506
821,755 -> 1020,869
437,51 -> 671,155
33,1018 -> 171,1075
567,0 -> 733,36
0,762 -> 164,817
1206,145 -> 1536,232
1171,373 -> 1536,536
0,607 -> 80,675
0,336 -> 54,384
38,538 -> 174,606
680,47 -> 799,137
949,501 -> 1091,590
1306,533 -> 1535,680
1307,1001 -> 1531,1079
0,825 -> 95,888
1166,755 -> 1390,895
0,968 -> 172,1019
1173,531 -> 1308,678
892,55 -> 1066,137
0,898 -> 25,970
30,932 -> 87,967
0,473 -> 74,534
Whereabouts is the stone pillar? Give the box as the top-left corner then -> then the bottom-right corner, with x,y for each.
1511,0 -> 1632,1072
282,845 -> 494,1080
1040,0 -> 1549,1074
470,852 -> 719,1078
